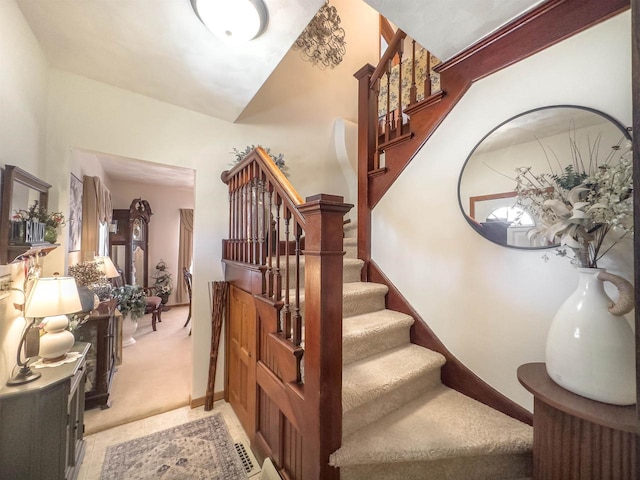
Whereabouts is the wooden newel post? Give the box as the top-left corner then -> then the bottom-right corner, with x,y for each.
354,64 -> 376,281
298,194 -> 352,480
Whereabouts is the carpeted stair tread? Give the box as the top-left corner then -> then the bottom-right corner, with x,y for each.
342,344 -> 445,413
343,310 -> 414,365
331,384 -> 533,468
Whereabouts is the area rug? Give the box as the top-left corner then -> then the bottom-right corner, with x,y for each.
101,414 -> 248,479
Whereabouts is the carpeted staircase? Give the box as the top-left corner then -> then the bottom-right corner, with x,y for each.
325,225 -> 533,480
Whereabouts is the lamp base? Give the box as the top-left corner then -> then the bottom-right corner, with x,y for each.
42,353 -> 68,363
6,366 -> 41,386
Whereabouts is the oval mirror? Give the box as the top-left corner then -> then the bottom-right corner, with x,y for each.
458,105 -> 631,249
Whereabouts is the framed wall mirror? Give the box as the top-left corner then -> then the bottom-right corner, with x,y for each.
458,106 -> 631,248
0,165 -> 51,264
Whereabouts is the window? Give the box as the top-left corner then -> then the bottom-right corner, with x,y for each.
486,206 -> 534,226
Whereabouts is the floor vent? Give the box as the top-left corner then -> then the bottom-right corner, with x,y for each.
234,442 -> 255,474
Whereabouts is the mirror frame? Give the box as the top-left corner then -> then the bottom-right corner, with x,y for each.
0,165 -> 52,264
457,105 -> 632,249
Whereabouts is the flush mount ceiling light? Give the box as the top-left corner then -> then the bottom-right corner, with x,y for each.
192,0 -> 268,42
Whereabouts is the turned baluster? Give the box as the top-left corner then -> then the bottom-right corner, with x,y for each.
396,40 -> 404,131
424,50 -> 432,98
293,224 -> 303,347
273,195 -> 282,309
283,210 -> 292,339
409,39 -> 417,105
385,59 -> 392,143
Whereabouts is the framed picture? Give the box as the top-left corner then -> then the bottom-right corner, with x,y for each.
69,173 -> 83,252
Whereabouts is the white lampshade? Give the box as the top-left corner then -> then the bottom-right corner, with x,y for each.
193,0 -> 268,42
94,255 -> 120,279
24,276 -> 82,319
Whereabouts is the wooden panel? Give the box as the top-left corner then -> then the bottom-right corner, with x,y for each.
518,363 -> 637,479
228,285 -> 257,439
282,415 -> 303,480
534,399 -> 637,479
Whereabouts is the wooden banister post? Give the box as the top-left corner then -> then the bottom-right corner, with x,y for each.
354,64 -> 376,281
298,194 -> 352,480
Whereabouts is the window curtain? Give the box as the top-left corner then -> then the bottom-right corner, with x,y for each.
176,208 -> 194,303
81,176 -> 112,262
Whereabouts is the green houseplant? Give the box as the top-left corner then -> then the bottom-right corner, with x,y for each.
111,285 -> 147,321
112,284 -> 147,347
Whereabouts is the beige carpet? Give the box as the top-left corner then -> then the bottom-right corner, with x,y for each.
84,306 -> 192,435
326,230 -> 534,479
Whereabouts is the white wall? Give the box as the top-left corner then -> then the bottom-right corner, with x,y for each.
373,11 -> 633,411
0,0 -> 50,385
5,0 -> 378,399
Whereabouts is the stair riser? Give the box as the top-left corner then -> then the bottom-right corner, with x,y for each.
343,325 -> 410,366
343,290 -> 386,317
283,259 -> 362,285
339,452 -> 533,480
297,287 -> 387,320
344,243 -> 358,259
343,369 -> 441,438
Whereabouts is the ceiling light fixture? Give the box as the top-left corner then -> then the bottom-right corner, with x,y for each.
191,0 -> 268,43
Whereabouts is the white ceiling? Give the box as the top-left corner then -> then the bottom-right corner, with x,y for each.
17,0 -> 543,188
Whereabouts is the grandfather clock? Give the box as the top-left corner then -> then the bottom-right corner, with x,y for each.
109,198 -> 152,286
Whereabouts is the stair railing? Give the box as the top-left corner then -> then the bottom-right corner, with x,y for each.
366,29 -> 442,173
221,147 -> 351,480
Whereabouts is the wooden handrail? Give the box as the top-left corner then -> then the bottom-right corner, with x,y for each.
221,147 -> 306,227
370,28 -> 407,88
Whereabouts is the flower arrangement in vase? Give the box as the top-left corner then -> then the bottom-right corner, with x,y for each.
514,137 -> 632,267
13,200 -> 66,243
68,260 -> 112,310
111,285 -> 147,320
514,134 -> 635,405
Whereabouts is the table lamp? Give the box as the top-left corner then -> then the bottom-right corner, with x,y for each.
7,276 -> 82,385
94,255 -> 120,279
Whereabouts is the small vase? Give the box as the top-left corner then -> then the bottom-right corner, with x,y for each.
546,268 -> 636,405
44,225 -> 57,243
77,286 -> 99,312
122,313 -> 138,347
10,221 -> 25,242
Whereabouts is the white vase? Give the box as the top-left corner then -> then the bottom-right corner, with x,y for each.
122,313 -> 138,347
546,268 -> 636,405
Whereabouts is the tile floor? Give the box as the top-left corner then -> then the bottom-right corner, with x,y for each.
78,400 -> 262,479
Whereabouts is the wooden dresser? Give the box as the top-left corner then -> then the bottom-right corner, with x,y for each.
518,362 -> 638,479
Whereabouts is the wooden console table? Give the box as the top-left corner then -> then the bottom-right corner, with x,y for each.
0,343 -> 89,480
518,362 -> 638,479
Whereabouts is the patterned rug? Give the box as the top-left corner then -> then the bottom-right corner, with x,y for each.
101,414 -> 248,479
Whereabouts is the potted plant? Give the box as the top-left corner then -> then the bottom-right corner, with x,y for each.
111,284 -> 147,347
152,259 -> 173,304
